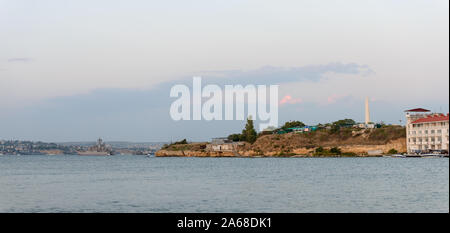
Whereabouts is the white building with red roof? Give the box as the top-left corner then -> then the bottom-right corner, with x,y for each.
405,108 -> 449,154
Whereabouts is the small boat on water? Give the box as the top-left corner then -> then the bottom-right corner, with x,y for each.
420,154 -> 437,158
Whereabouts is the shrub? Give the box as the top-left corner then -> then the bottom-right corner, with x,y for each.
228,134 -> 241,142
173,139 -> 188,145
387,148 -> 398,154
281,121 -> 306,130
315,147 -> 324,153
330,147 -> 341,155
341,152 -> 357,157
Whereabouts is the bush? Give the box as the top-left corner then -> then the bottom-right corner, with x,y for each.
173,139 -> 188,145
341,152 -> 357,157
315,147 -> 324,153
332,119 -> 356,127
281,121 -> 306,130
387,148 -> 398,154
330,147 -> 342,155
228,134 -> 241,142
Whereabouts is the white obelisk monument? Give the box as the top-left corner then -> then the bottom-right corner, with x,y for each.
365,97 -> 370,124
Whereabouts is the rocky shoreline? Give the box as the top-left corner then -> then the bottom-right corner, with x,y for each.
155,138 -> 406,157
156,125 -> 407,157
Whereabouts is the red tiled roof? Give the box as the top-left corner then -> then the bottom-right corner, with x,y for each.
405,108 -> 430,112
411,113 -> 449,124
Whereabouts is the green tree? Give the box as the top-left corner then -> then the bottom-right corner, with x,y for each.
281,120 -> 306,130
242,117 -> 258,143
332,119 -> 356,127
227,134 -> 241,142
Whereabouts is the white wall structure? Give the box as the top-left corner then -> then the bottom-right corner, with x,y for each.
405,108 -> 449,154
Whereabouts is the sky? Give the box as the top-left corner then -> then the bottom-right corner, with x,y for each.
0,0 -> 449,142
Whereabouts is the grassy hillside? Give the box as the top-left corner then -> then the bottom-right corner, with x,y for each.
245,125 -> 406,153
158,125 -> 406,156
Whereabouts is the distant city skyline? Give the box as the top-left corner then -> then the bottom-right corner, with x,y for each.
0,0 -> 448,142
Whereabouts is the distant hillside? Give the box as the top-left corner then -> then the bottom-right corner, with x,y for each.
58,141 -> 167,149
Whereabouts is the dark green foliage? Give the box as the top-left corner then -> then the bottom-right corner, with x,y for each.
227,117 -> 258,144
281,121 -> 306,130
228,134 -> 242,142
329,119 -> 355,134
313,147 -> 344,156
387,148 -> 398,154
330,125 -> 340,134
173,139 -> 188,145
315,146 -> 324,153
242,118 -> 257,143
330,147 -> 341,154
163,139 -> 189,149
332,119 -> 356,127
341,152 -> 357,157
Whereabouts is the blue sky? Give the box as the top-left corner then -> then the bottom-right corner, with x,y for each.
0,0 -> 448,142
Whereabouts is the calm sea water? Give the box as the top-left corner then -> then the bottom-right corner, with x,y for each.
0,154 -> 448,213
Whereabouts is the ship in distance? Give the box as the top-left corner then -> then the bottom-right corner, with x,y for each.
78,138 -> 113,156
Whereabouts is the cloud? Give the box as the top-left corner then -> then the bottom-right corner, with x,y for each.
198,62 -> 374,85
1,83 -> 447,142
0,62 -> 379,141
326,94 -> 348,104
7,58 -> 34,63
279,95 -> 303,106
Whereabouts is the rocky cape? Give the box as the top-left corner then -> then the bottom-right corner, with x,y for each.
156,125 -> 407,157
